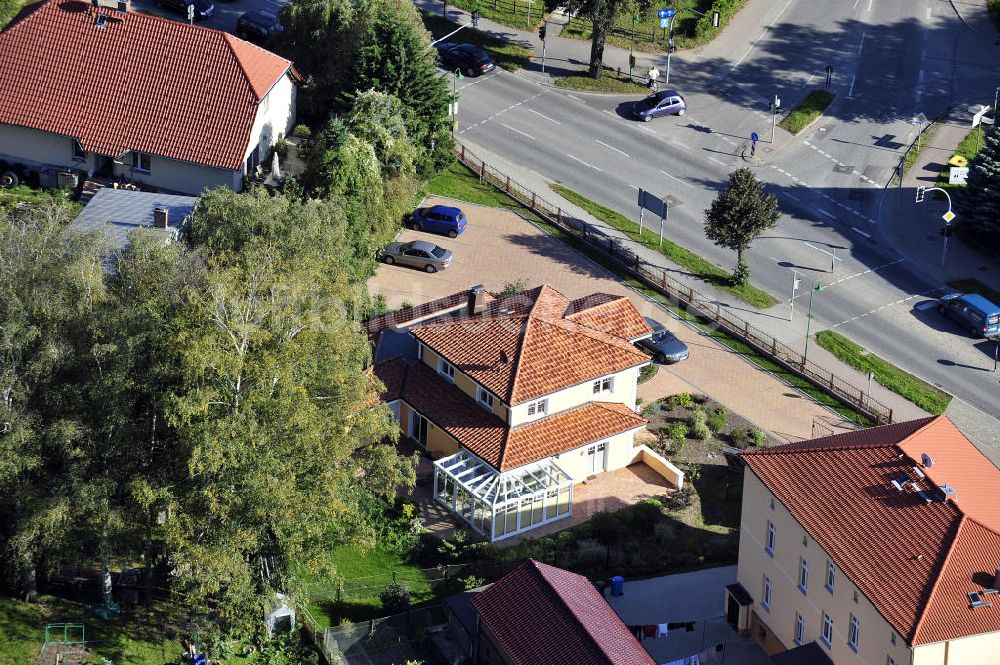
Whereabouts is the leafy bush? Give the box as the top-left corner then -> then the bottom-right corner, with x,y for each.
273,138 -> 289,159
251,632 -> 318,665
663,485 -> 695,511
462,575 -> 486,590
379,580 -> 412,613
687,410 -> 709,441
638,363 -> 658,384
666,422 -> 689,444
292,124 -> 312,139
750,428 -> 766,447
730,427 -> 749,448
641,399 -> 662,418
674,392 -> 695,409
498,278 -> 529,295
707,406 -> 729,432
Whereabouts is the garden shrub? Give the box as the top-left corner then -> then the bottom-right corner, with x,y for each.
666,422 -> 689,444
688,410 -> 710,440
674,392 -> 694,408
641,399 -> 662,418
293,124 -> 312,139
729,427 -> 749,448
379,580 -> 412,613
707,406 -> 729,432
751,428 -> 766,447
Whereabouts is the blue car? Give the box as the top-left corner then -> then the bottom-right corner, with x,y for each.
410,205 -> 467,238
632,90 -> 687,122
937,293 -> 1000,338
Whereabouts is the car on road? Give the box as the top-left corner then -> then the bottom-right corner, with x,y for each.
410,204 -> 467,238
155,0 -> 215,20
380,240 -> 453,273
434,42 -> 496,77
632,90 -> 687,122
636,317 -> 689,363
236,11 -> 284,42
937,292 -> 1000,338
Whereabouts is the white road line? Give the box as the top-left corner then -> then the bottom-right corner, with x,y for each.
529,108 -> 562,124
851,226 -> 872,238
858,32 -> 865,54
659,170 -> 695,188
807,74 -> 816,84
500,123 -> 536,140
727,0 -> 796,73
867,0 -> 873,11
567,94 -> 582,101
848,75 -> 856,97
918,69 -> 925,82
674,141 -> 691,150
818,209 -> 837,219
832,289 -> 942,328
916,90 -> 922,103
925,7 -> 932,19
783,193 -> 802,202
769,257 -> 781,263
567,153 -> 602,171
803,242 -> 825,253
629,185 -> 641,191
852,0 -> 859,9
595,139 -> 629,158
708,156 -> 727,166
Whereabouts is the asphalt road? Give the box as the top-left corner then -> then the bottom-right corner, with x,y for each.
449,0 -> 1000,417
129,0 -> 282,33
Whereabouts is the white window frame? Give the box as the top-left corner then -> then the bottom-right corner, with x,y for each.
525,398 -> 548,420
765,520 -> 775,557
437,358 -> 455,382
888,658 -> 896,665
848,614 -> 859,652
825,561 -> 836,593
794,613 -> 804,646
592,375 -> 614,395
762,576 -> 772,612
586,441 -> 608,474
477,386 -> 494,411
131,151 -> 151,173
72,138 -> 86,162
821,613 -> 833,647
798,558 -> 809,594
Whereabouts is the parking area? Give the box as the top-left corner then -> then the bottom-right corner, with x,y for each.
368,197 -> 857,442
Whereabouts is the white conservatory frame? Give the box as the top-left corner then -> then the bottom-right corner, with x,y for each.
433,450 -> 574,542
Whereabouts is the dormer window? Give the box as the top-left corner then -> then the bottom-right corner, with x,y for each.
592,376 -> 614,395
525,398 -> 548,420
437,358 -> 455,382
477,386 -> 494,411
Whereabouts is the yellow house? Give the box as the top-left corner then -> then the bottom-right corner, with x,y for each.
727,416 -> 1000,665
370,284 -> 661,541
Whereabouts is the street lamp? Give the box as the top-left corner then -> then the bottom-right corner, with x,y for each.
915,186 -> 955,266
770,95 -> 781,143
451,69 -> 463,135
802,281 -> 824,365
789,270 -> 801,322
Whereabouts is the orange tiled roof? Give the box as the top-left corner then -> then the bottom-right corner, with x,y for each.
743,416 -> 1000,645
411,286 -> 650,405
565,293 -> 651,340
0,0 -> 295,170
364,288 -> 495,339
371,359 -> 645,471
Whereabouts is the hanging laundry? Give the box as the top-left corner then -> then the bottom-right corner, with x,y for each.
629,625 -> 643,640
667,621 -> 686,630
656,623 -> 669,638
685,621 -> 696,632
643,624 -> 658,638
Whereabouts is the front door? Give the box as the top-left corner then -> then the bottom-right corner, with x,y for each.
726,593 -> 739,629
409,411 -> 428,447
587,442 -> 607,474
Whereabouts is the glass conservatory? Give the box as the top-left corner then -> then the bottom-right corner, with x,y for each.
433,450 -> 574,542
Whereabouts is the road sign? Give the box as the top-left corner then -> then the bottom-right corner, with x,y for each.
914,112 -> 928,124
187,3 -> 194,19
972,105 -> 991,128
750,132 -> 759,143
660,18 -> 669,27
638,189 -> 667,218
948,167 -> 969,185
658,7 -> 675,18
942,210 -> 956,223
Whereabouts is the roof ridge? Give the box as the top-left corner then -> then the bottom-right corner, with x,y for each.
544,316 -> 643,354
910,515 -> 967,643
499,314 -> 539,468
530,561 -> 620,662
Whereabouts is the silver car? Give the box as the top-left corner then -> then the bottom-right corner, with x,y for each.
380,240 -> 453,273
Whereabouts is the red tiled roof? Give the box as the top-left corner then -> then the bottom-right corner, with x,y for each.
371,359 -> 644,471
411,286 -> 649,405
565,294 -> 652,341
743,416 -> 1000,645
0,0 -> 294,170
363,288 -> 495,339
472,559 -> 655,665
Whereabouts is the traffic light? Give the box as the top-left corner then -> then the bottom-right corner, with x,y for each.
471,10 -> 480,27
712,10 -> 720,27
539,24 -> 546,40
668,38 -> 676,53
915,186 -> 926,203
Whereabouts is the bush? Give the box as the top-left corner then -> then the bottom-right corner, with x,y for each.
666,422 -> 689,444
687,410 -> 709,440
750,428 -> 766,447
730,427 -> 749,448
673,392 -> 695,409
273,138 -> 289,159
379,580 -> 412,613
707,406 -> 729,432
663,485 -> 695,511
498,278 -> 529,295
641,399 -> 662,418
638,363 -> 658,384
292,124 -> 312,139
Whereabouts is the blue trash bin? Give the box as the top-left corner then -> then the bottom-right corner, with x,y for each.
610,575 -> 625,596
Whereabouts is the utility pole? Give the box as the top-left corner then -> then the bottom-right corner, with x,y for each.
802,281 -> 823,365
915,186 -> 956,267
790,270 -> 801,322
539,23 -> 547,73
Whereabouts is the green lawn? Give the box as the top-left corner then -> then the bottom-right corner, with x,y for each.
935,126 -> 984,188
0,184 -> 81,214
900,122 -> 939,179
549,183 -> 779,309
421,11 -> 533,71
444,0 -> 544,31
816,330 -> 952,415
555,72 -> 649,94
947,278 -> 1000,308
778,90 -> 835,135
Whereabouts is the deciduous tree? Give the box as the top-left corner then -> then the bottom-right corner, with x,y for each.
703,168 -> 779,286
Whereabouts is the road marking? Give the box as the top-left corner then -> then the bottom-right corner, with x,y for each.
769,256 -> 782,263
818,209 -> 836,219
567,153 -> 602,171
674,141 -> 690,150
501,123 -> 536,140
852,0 -> 859,8
916,89 -> 922,103
595,139 -> 629,158
659,170 -> 695,188
851,226 -> 872,238
726,0 -> 796,74
831,288 -> 944,328
529,108 -> 562,124
867,0 -> 873,11
629,185 -> 641,190
926,7 -> 932,18
848,75 -> 856,97
858,32 -> 865,54
708,156 -> 727,166
918,69 -> 925,82
807,73 -> 816,84
783,193 -> 801,202
567,94 -> 582,101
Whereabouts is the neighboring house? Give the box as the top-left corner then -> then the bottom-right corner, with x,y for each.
0,0 -> 298,195
72,188 -> 197,249
729,416 -> 1000,665
471,558 -> 656,665
370,284 -> 682,542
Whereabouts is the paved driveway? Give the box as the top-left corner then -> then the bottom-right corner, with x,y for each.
369,196 -> 856,443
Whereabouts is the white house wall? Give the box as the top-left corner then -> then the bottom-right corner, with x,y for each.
508,365 -> 641,427
550,429 -> 638,482
0,123 -> 95,173
243,72 -> 297,170
113,154 -> 241,195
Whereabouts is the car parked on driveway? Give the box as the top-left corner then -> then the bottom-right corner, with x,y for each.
937,292 -> 1000,337
380,240 -> 453,273
636,317 -> 689,363
236,11 -> 283,42
155,0 -> 214,20
410,204 -> 467,238
632,90 -> 687,122
434,42 -> 496,77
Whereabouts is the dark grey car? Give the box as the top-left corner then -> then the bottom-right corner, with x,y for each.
636,316 -> 689,363
380,240 -> 453,273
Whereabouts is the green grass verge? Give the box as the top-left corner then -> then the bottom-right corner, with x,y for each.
554,72 -> 649,94
445,0 -> 543,31
947,278 -> 1000,307
935,126 -> 984,188
424,159 -> 870,425
816,330 -> 952,415
899,121 -> 939,179
0,184 -> 81,215
421,11 -> 533,71
989,0 -> 1000,31
778,90 -> 835,135
549,183 -> 779,309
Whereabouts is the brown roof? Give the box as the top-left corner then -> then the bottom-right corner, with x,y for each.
0,0 -> 294,170
565,294 -> 652,340
743,416 -> 1000,645
411,286 -> 650,405
371,359 -> 645,471
472,559 -> 655,665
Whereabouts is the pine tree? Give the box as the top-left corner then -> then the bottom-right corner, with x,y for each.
957,126 -> 1000,242
703,168 -> 780,286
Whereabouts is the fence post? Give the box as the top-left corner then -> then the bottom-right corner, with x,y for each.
505,175 -> 510,192
531,192 -> 536,209
771,338 -> 776,356
480,161 -> 485,181
460,144 -> 465,161
557,208 -> 563,226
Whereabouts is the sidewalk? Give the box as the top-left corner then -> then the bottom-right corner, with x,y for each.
948,0 -> 999,40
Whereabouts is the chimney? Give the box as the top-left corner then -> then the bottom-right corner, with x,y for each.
117,0 -> 129,12
467,284 -> 485,316
153,206 -> 169,229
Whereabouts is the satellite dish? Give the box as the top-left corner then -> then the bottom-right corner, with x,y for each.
921,453 -> 934,468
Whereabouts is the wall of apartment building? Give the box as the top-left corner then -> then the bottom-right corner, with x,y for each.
912,631 -> 1000,665
737,468 -> 914,665
418,346 -> 510,422
507,365 -> 642,427
548,429 -> 639,482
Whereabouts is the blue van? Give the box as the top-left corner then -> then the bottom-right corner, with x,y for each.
410,205 -> 467,238
937,293 -> 1000,338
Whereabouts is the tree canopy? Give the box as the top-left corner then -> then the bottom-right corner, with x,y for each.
703,168 -> 780,285
549,0 -> 652,79
957,126 -> 1000,243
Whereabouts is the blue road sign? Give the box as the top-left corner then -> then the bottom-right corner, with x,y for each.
658,8 -> 675,18
660,18 -> 669,27
750,132 -> 759,143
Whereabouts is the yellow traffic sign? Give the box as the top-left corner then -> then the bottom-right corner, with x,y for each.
942,210 -> 956,223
